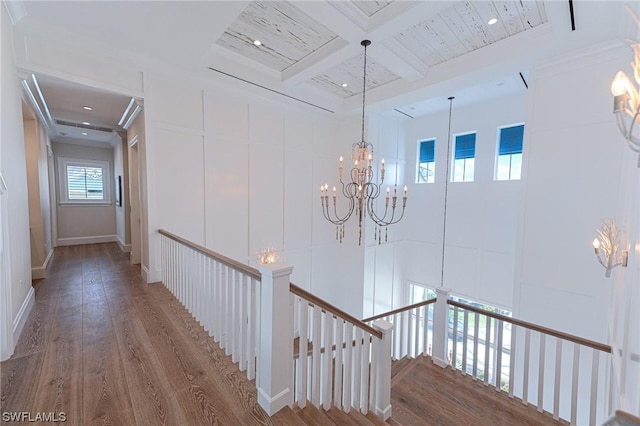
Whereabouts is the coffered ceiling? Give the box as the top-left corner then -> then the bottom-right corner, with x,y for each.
8,0 -> 630,144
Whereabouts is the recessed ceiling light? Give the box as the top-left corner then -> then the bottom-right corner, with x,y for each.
341,83 -> 348,88
81,132 -> 88,136
253,40 -> 262,46
488,17 -> 498,25
82,121 -> 90,125
82,106 -> 93,111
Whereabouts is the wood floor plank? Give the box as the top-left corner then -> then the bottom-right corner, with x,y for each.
31,299 -> 83,425
112,309 -> 189,426
0,352 -> 45,414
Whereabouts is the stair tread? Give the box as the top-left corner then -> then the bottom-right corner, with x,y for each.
294,403 -> 338,426
272,407 -> 308,426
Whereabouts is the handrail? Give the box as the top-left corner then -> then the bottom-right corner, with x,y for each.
447,300 -> 612,353
362,297 -> 437,323
290,283 -> 383,340
158,229 -> 260,280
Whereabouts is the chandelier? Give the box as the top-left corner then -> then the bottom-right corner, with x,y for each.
610,9 -> 640,167
320,40 -> 407,245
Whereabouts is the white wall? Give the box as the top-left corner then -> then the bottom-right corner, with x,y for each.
364,94 -> 525,317
514,42 -> 639,418
0,2 -> 34,360
515,44 -> 630,342
144,74 -> 366,315
24,117 -> 53,276
52,141 -> 116,245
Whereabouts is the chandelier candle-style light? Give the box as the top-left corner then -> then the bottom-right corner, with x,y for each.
611,6 -> 640,167
320,40 -> 407,245
592,219 -> 629,278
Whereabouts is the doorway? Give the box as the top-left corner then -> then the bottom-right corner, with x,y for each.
128,135 -> 142,265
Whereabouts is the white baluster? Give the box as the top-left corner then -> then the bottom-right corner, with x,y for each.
247,277 -> 257,380
312,305 -> 321,406
473,311 -> 480,378
495,319 -> 503,389
296,299 -> 308,407
570,343 -> 580,425
553,338 -> 562,420
353,327 -> 363,409
421,306 -> 428,357
509,324 -> 516,398
239,274 -> 248,371
407,308 -> 414,358
589,350 -> 600,426
484,316 -> 491,385
452,306 -> 459,368
537,333 -> 546,412
322,312 -> 333,410
523,328 -> 531,405
343,324 -> 353,413
462,310 -> 469,375
369,331 -> 377,413
334,318 -> 343,409
360,331 -> 370,414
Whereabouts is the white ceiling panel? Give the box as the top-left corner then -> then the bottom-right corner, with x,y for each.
308,53 -> 400,99
352,1 -> 394,18
392,1 -> 548,67
216,1 -> 339,72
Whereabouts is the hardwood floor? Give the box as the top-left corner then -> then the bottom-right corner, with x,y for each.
389,356 -> 568,426
2,243 -> 568,425
1,244 -> 272,425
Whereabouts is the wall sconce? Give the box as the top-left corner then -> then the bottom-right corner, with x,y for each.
592,219 -> 628,278
257,247 -> 279,265
611,7 -> 640,167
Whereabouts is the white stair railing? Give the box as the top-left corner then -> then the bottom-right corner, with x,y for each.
159,230 -> 261,380
362,298 -> 437,361
445,297 -> 612,426
290,284 -> 393,420
158,229 -> 393,420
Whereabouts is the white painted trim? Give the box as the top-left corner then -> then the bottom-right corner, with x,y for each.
31,248 -> 53,279
57,235 -> 117,246
12,286 -> 35,345
432,356 -> 449,369
375,404 -> 392,421
257,387 -> 292,416
3,0 -> 27,25
141,264 -> 150,283
116,236 -> 131,253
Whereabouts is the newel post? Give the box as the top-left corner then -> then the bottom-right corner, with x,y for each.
373,319 -> 394,420
257,263 -> 294,416
432,287 -> 451,368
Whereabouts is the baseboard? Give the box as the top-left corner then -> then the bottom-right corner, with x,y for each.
116,236 -> 131,253
432,356 -> 449,369
13,287 -> 35,344
141,264 -> 150,283
31,248 -> 54,280
57,235 -> 117,246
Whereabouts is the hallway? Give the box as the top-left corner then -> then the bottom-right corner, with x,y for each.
1,243 -> 272,425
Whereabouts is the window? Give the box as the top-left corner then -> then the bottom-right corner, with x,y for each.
58,158 -> 111,204
452,132 -> 476,182
495,124 -> 524,181
417,139 -> 435,183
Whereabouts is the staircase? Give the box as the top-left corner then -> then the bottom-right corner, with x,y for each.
272,403 -> 388,425
388,355 -> 568,426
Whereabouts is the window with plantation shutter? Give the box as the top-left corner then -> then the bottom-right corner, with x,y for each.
58,158 -> 111,205
452,132 -> 476,182
417,139 -> 435,183
495,124 -> 524,181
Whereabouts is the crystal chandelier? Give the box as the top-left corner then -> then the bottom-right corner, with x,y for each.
320,40 -> 407,245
